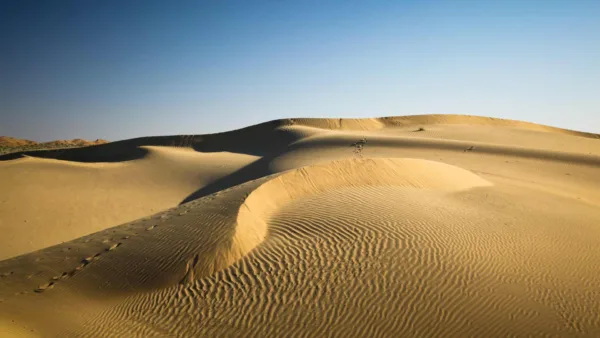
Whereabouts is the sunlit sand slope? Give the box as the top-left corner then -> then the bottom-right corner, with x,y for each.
0,147 -> 258,259
1,115 -> 599,337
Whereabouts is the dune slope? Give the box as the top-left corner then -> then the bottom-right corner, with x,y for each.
1,114 -> 600,337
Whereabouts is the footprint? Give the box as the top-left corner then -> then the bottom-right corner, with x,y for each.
68,266 -> 83,277
34,282 -> 55,293
106,243 -> 122,251
82,256 -> 95,265
52,272 -> 69,280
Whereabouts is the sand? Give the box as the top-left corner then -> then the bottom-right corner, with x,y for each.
0,114 -> 599,337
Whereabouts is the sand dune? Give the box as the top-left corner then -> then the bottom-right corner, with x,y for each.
0,147 -> 258,260
1,114 -> 600,337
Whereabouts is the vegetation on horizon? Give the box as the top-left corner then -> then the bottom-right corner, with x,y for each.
0,138 -> 108,156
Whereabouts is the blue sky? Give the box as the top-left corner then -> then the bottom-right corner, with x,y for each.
1,0 -> 599,141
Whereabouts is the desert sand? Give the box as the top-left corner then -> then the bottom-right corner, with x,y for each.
0,114 -> 599,337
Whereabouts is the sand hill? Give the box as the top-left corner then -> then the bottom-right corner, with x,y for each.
1,114 -> 599,337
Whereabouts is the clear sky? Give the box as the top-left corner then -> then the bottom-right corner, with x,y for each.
1,0 -> 599,141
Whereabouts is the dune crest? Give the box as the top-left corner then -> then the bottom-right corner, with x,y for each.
2,114 -> 598,163
285,114 -> 600,138
239,157 -> 491,234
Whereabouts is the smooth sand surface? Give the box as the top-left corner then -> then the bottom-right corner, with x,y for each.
1,115 -> 599,337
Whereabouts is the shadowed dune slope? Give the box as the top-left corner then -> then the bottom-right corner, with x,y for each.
1,115 -> 600,337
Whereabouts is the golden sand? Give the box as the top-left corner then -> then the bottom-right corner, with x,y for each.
1,115 -> 599,337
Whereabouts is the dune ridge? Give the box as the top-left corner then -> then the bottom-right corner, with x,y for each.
1,114 -> 598,163
239,157 -> 492,234
292,114 -> 600,138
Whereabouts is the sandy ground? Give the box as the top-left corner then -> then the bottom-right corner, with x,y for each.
0,114 -> 599,337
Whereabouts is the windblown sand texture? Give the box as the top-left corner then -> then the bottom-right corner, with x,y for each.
1,114 -> 600,337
